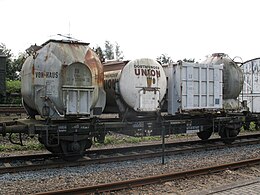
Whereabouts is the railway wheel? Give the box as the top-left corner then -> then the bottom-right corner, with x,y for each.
197,130 -> 213,140
38,136 -> 62,155
60,139 -> 92,161
219,128 -> 239,144
45,145 -> 62,155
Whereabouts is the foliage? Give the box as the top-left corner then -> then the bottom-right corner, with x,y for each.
94,46 -> 105,63
115,42 -> 124,60
104,40 -> 115,60
183,58 -> 195,63
8,54 -> 26,80
248,122 -> 257,131
0,43 -> 26,80
94,134 -> 161,147
0,135 -> 44,152
4,80 -> 22,104
94,41 -> 124,62
156,53 -> 173,64
6,80 -> 21,94
0,142 -> 44,151
0,43 -> 12,58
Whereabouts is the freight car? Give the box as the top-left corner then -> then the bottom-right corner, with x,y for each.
102,53 -> 250,141
1,39 -> 107,160
163,53 -> 246,140
0,42 -> 259,161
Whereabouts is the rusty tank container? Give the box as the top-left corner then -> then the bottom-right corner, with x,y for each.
103,58 -> 167,119
21,40 -> 106,119
202,53 -> 244,109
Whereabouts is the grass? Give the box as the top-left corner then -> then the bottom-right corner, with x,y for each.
240,122 -> 258,132
94,135 -> 161,147
0,141 -> 44,152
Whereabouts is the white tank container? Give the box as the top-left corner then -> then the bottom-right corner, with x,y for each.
21,40 -> 106,119
104,58 -> 167,115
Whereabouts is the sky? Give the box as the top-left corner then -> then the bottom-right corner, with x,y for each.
1,0 -> 260,62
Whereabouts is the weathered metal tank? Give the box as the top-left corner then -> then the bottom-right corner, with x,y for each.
21,39 -> 106,119
103,58 -> 167,119
202,53 -> 244,109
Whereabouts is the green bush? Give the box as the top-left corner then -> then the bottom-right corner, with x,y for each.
6,80 -> 21,94
5,80 -> 22,104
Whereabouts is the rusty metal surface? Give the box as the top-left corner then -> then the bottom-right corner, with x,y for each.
21,40 -> 106,118
103,60 -> 129,72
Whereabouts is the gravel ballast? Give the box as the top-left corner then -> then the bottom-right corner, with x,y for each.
0,141 -> 259,194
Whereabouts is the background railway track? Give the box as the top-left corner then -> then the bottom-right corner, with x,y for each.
0,133 -> 260,174
0,105 -> 25,114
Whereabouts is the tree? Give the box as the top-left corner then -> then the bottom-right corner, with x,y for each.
94,41 -> 124,62
0,43 -> 13,80
115,42 -> 124,60
156,53 -> 173,64
0,43 -> 26,80
9,53 -> 26,80
94,46 -> 105,63
104,40 -> 114,60
183,58 -> 195,63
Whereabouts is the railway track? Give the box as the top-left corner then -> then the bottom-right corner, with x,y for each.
0,105 -> 25,114
35,157 -> 260,195
0,133 -> 260,174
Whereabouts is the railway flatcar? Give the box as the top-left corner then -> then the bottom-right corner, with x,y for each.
0,46 -> 259,161
161,53 -> 246,141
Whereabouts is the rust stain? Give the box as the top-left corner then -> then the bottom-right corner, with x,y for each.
85,49 -> 104,87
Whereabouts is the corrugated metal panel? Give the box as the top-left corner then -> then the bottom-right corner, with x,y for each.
167,61 -> 223,115
240,58 -> 260,112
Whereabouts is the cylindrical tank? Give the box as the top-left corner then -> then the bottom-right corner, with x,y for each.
21,40 -> 106,119
202,53 -> 244,100
103,58 -> 167,117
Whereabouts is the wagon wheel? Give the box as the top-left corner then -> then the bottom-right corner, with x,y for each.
219,128 -> 239,144
60,139 -> 92,161
39,136 -> 62,155
197,130 -> 213,140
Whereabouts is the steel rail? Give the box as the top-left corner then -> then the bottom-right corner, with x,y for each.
0,106 -> 25,114
0,133 -> 259,174
35,157 -> 260,195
